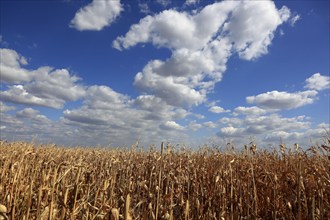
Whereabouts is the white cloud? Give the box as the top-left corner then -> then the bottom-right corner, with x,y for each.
116,0 -> 288,53
0,48 -> 86,109
63,85 -> 131,125
0,35 -> 9,47
304,73 -> 330,91
70,0 -> 123,31
161,121 -> 184,130
113,1 -> 293,109
263,125 -> 327,144
233,106 -> 268,116
243,114 -> 310,131
0,48 -> 31,83
0,106 -> 54,143
203,121 -> 217,129
16,108 -> 50,123
60,85 -> 190,145
188,121 -> 202,131
264,130 -> 302,142
209,106 -> 230,114
132,39 -> 231,108
223,1 -> 291,60
0,101 -> 15,112
185,0 -> 199,5
16,107 -> 40,118
84,85 -> 129,110
216,113 -> 316,146
1,85 -> 65,109
3,2 -> 319,147
134,59 -> 207,107
220,114 -> 310,134
27,68 -> 86,101
246,90 -> 318,110
0,68 -> 86,109
0,112 -> 26,137
156,0 -> 171,7
134,95 -> 189,120
64,86 -> 188,126
219,117 -> 243,127
289,14 -> 301,26
113,1 -> 239,51
219,126 -> 242,136
1,45 -> 192,145
193,113 -> 204,119
138,3 -> 151,14
0,102 -> 185,146
244,73 -> 328,112
317,123 -> 330,129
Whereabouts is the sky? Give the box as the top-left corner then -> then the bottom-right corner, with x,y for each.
0,0 -> 329,148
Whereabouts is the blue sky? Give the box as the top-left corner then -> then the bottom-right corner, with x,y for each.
0,0 -> 329,148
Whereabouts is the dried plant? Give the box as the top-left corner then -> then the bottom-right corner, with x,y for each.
0,140 -> 329,219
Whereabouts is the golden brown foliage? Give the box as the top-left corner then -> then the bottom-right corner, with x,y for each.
0,140 -> 329,219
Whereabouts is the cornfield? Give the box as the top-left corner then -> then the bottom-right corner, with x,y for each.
0,140 -> 329,220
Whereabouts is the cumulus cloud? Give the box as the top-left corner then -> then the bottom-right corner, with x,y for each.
16,108 -> 50,123
27,68 -> 85,101
217,113 -> 314,146
244,114 -> 310,131
264,131 -> 302,142
114,0 -> 289,53
1,45 -> 191,145
209,106 -> 230,114
0,48 -> 86,109
16,108 -> 41,118
70,0 -> 123,31
304,73 -> 330,91
188,121 -> 202,131
0,68 -> 86,109
1,101 -> 189,145
263,125 -> 327,144
1,85 -> 65,109
63,85 -> 131,126
113,1 -> 239,51
203,121 -> 217,129
233,106 -> 268,116
246,90 -> 318,110
161,121 -> 184,130
83,85 -> 129,110
219,117 -> 243,127
224,1 -> 291,60
0,101 -> 15,112
113,0 -> 292,109
134,95 -> 189,120
64,86 -> 188,126
217,126 -> 245,137
0,106 -> 55,143
134,59 -> 207,107
3,2 -> 320,147
60,85 -> 190,145
0,112 -> 25,136
0,48 -> 31,83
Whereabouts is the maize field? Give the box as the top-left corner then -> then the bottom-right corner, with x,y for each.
0,140 -> 329,219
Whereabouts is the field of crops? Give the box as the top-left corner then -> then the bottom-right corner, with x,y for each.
0,140 -> 329,220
